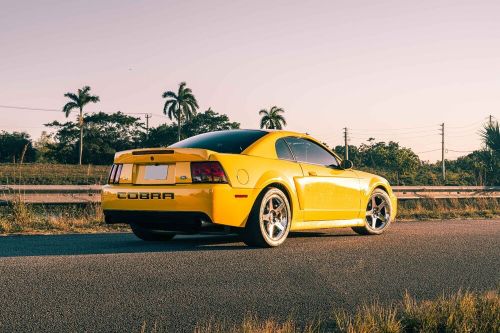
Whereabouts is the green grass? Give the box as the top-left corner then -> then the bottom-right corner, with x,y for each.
397,198 -> 499,220
0,163 -> 109,185
184,289 -> 500,333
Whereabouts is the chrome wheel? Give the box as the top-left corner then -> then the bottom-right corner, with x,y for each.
259,192 -> 289,242
242,187 -> 291,247
365,192 -> 391,231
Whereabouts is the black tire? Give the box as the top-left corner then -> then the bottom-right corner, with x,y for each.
242,187 -> 291,247
130,223 -> 176,241
352,189 -> 393,235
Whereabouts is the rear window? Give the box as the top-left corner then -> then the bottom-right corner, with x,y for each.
275,138 -> 294,161
170,130 -> 268,154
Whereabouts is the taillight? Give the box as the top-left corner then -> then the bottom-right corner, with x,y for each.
191,162 -> 228,183
108,164 -> 122,184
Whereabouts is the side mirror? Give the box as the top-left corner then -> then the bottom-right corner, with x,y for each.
340,159 -> 353,170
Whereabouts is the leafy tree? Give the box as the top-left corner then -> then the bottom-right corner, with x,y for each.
480,121 -> 500,152
333,145 -> 362,166
45,112 -> 144,165
0,131 -> 37,163
182,108 -> 240,137
162,82 -> 199,141
335,141 -> 419,185
62,86 -> 100,165
33,131 -> 55,163
142,124 -> 178,148
144,109 -> 240,147
259,106 -> 287,129
478,120 -> 500,184
369,142 -> 420,185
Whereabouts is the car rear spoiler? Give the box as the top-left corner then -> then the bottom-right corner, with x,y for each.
114,148 -> 216,164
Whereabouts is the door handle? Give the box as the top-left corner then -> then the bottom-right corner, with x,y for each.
308,171 -> 317,176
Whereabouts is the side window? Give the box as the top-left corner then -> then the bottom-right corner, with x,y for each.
284,137 -> 339,167
275,138 -> 295,161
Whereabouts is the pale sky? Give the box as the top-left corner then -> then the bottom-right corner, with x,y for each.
1,0 -> 498,162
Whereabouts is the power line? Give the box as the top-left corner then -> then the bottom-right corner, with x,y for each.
349,124 -> 437,131
416,148 -> 441,154
0,104 -> 165,117
446,120 -> 485,129
0,126 -> 48,129
349,128 -> 439,134
447,149 -> 476,153
349,133 -> 440,140
0,105 -> 61,112
446,133 -> 481,138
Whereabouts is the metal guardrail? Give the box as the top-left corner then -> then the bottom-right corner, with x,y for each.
0,185 -> 499,205
0,185 -> 101,205
393,186 -> 500,200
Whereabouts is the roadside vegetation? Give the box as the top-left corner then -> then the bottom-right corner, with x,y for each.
0,202 -> 125,234
137,289 -> 500,332
0,198 -> 496,235
0,82 -> 498,186
0,163 -> 109,185
397,198 -> 499,220
1,118 -> 498,185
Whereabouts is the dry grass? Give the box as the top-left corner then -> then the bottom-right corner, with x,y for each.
0,201 -> 126,234
397,198 -> 499,220
0,163 -> 109,185
0,197 -> 497,234
190,289 -> 499,333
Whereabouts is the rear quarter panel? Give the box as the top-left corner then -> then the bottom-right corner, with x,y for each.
212,153 -> 305,224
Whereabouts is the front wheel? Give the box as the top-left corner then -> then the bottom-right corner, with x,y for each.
242,187 -> 291,247
130,223 -> 176,241
352,189 -> 393,235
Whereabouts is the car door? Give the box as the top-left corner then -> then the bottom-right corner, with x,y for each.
284,137 -> 361,221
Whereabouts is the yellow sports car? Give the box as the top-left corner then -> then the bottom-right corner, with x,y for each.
102,129 -> 397,247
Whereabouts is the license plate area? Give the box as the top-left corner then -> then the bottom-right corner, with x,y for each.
144,165 -> 168,180
135,164 -> 175,184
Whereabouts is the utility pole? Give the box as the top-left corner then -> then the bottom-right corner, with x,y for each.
343,127 -> 349,161
440,123 -> 445,182
145,114 -> 152,140
490,114 -> 493,125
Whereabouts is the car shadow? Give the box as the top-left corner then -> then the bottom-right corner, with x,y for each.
0,229 -> 357,258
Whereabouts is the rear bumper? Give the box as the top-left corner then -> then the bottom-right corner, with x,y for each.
104,210 -> 211,224
101,184 -> 256,228
104,210 -> 213,233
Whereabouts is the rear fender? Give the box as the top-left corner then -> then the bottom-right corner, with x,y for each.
253,171 -> 303,223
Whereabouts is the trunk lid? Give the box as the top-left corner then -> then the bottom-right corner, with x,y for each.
113,148 -> 215,185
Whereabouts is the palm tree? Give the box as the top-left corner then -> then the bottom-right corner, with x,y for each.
259,106 -> 287,129
480,120 -> 500,152
162,82 -> 199,141
62,86 -> 100,165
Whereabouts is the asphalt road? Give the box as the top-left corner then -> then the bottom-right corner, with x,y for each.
0,219 -> 499,332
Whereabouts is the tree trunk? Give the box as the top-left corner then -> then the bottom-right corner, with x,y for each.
177,106 -> 181,142
79,107 -> 83,165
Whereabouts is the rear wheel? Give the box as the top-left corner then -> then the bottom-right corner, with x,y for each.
352,189 -> 393,235
242,187 -> 291,247
130,223 -> 176,241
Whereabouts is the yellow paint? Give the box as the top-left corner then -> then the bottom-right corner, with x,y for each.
102,130 -> 398,229
292,218 -> 365,230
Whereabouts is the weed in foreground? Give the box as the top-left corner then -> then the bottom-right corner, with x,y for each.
0,203 -> 126,234
192,289 -> 499,333
397,198 -> 499,220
